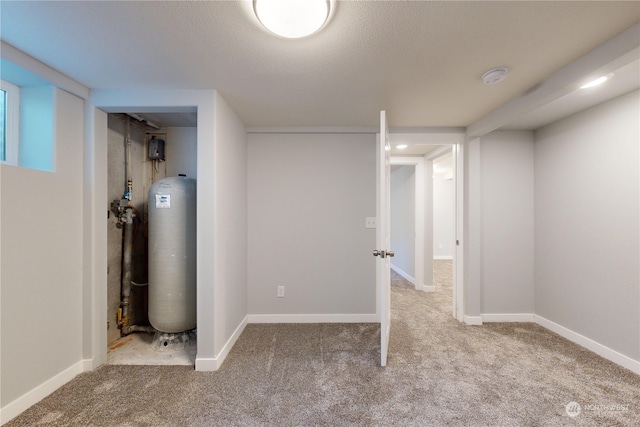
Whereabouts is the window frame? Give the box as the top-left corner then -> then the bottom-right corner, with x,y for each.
1,79 -> 20,165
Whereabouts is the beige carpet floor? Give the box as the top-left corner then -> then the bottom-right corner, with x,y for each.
6,260 -> 639,426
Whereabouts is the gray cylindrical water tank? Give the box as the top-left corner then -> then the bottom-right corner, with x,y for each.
148,176 -> 196,333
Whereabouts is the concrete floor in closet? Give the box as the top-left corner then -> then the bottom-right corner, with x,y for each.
107,332 -> 196,366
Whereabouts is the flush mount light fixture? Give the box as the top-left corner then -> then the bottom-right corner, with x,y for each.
396,144 -> 408,150
482,67 -> 509,85
254,0 -> 330,39
580,74 -> 613,89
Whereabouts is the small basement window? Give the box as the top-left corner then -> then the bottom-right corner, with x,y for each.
0,79 -> 20,165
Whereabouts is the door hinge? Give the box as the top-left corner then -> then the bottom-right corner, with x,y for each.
456,240 -> 460,246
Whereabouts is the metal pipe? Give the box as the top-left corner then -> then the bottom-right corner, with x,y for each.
119,208 -> 154,336
127,112 -> 160,130
118,120 -> 154,336
122,325 -> 155,335
124,118 -> 132,200
120,208 -> 134,333
131,281 -> 148,287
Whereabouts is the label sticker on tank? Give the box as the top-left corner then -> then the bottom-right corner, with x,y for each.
155,194 -> 171,208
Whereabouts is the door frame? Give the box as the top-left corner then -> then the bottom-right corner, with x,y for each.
87,90 -> 217,371
425,145 -> 463,321
388,132 -> 465,322
453,142 -> 464,322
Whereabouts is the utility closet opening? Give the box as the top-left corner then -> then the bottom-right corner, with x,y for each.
106,111 -> 198,366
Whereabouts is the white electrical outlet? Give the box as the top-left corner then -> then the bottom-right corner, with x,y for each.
365,217 -> 377,229
277,286 -> 285,298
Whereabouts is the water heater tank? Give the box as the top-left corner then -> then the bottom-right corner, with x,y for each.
148,176 -> 196,333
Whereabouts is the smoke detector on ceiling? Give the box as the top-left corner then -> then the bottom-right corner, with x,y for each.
482,67 -> 509,85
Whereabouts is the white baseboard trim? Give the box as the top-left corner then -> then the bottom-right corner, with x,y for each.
81,358 -> 96,372
534,315 -> 640,375
463,315 -> 483,326
390,265 -> 416,285
247,314 -> 379,323
1,360 -> 86,425
422,285 -> 436,292
194,357 -> 218,372
195,316 -> 247,372
434,255 -> 453,260
482,313 -> 535,323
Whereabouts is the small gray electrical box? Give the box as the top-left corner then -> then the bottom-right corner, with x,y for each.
149,138 -> 165,160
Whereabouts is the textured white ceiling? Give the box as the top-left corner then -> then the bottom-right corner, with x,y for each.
1,1 -> 638,128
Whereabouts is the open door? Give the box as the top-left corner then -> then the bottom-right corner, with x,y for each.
375,110 -> 393,366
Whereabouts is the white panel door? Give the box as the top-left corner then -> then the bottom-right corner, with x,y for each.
376,110 -> 393,367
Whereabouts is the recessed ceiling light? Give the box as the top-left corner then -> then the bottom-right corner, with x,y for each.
482,67 -> 508,85
580,74 -> 612,89
254,0 -> 330,39
396,144 -> 408,150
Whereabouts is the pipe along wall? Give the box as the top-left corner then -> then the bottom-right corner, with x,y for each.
107,114 -> 167,344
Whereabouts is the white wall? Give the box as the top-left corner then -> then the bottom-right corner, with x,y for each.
82,105 -> 108,369
166,126 -> 197,179
211,92 -> 248,356
479,130 -> 535,315
390,165 -> 415,279
433,162 -> 454,259
1,88 -> 85,415
464,137 -> 482,319
423,157 -> 434,290
247,133 -> 376,320
535,90 -> 639,362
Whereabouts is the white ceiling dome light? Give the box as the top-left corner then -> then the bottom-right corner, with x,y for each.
254,0 -> 330,39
